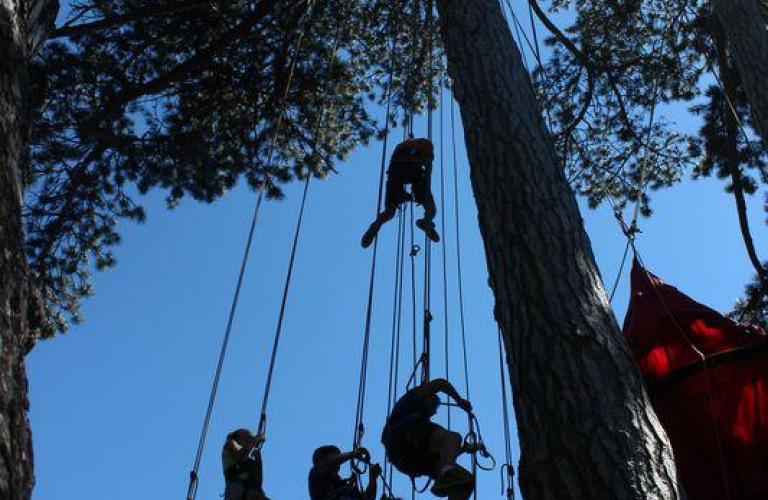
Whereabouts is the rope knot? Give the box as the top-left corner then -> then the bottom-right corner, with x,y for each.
613,207 -> 641,239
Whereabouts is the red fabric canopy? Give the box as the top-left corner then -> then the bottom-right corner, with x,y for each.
622,259 -> 767,500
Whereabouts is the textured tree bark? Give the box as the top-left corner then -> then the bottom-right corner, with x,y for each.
1,1 -> 56,499
434,0 -> 683,498
713,0 -> 768,150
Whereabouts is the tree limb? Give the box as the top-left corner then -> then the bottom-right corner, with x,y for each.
527,0 -> 595,136
51,1 -> 215,39
87,0 -> 291,128
714,19 -> 767,286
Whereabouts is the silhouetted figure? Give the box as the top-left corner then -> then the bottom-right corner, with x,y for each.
361,136 -> 439,248
382,379 -> 474,499
222,429 -> 271,500
309,445 -> 380,500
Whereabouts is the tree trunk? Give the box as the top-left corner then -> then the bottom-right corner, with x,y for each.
1,1 -> 56,499
713,0 -> 768,150
434,0 -> 683,498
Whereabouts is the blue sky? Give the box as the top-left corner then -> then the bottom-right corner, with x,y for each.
26,3 -> 766,500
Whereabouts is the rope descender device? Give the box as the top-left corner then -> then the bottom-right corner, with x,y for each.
351,446 -> 371,475
463,415 -> 497,472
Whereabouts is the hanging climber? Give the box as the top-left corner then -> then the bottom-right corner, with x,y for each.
382,378 -> 474,499
361,135 -> 439,248
308,445 -> 381,500
222,428 -> 271,500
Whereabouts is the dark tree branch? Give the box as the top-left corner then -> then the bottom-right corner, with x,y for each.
714,20 -> 768,287
88,0 -> 294,127
51,1 -> 214,39
526,0 -> 595,136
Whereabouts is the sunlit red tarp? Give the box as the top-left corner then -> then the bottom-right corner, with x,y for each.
622,259 -> 768,500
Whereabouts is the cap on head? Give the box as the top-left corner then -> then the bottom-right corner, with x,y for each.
312,445 -> 341,465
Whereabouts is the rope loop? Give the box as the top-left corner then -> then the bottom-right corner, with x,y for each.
462,414 -> 496,471
351,446 -> 371,475
500,463 -> 515,500
411,476 -> 433,494
463,433 -> 496,471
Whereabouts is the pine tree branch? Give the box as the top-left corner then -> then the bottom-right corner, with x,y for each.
526,0 -> 594,136
87,0 -> 293,129
715,20 -> 767,286
51,1 -> 215,40
527,0 -> 655,143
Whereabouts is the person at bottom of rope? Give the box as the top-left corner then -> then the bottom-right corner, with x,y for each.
361,135 -> 439,248
382,378 -> 474,499
309,445 -> 381,500
222,428 -> 271,500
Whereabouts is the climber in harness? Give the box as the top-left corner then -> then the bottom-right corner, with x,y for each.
308,445 -> 381,500
222,428 -> 271,500
382,379 -> 474,499
361,135 -> 439,248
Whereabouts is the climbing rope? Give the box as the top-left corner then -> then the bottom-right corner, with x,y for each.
501,0 -> 535,72
384,208 -> 407,492
256,4 -> 348,442
450,97 -> 471,403
605,61 -> 661,303
497,329 -> 516,500
256,162 -> 310,438
351,48 -> 396,455
409,203 -> 421,375
438,80 -> 452,430
184,2 -> 314,499
412,0 -> 435,387
449,86 -> 482,499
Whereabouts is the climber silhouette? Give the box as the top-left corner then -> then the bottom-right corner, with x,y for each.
222,429 -> 271,500
361,135 -> 439,248
308,445 -> 381,500
382,379 -> 474,500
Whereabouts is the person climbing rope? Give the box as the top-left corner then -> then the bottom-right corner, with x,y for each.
222,428 -> 271,500
308,445 -> 381,500
361,135 -> 439,248
382,378 -> 474,499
